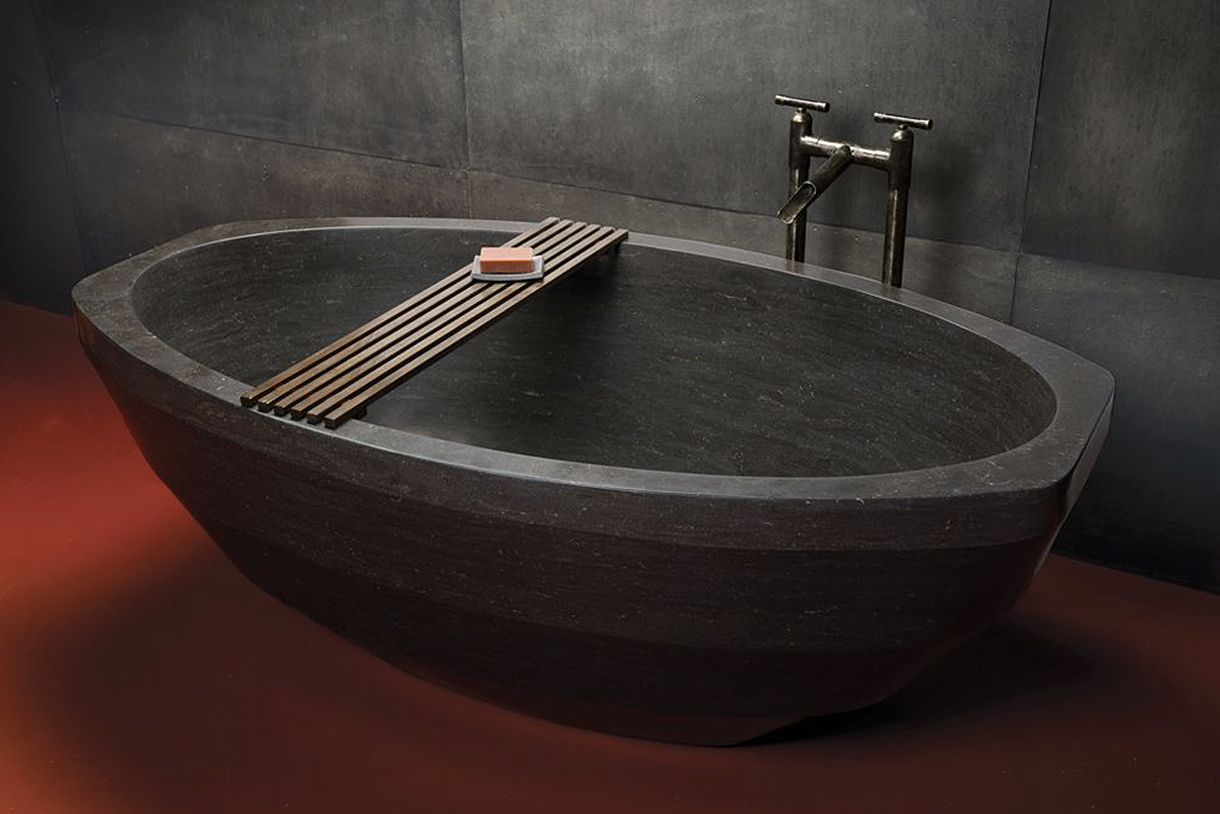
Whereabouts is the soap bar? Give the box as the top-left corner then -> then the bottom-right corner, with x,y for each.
478,246 -> 536,274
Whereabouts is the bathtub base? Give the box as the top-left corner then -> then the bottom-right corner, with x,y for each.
386,660 -> 807,745
193,514 -> 951,746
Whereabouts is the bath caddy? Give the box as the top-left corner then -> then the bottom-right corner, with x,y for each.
241,217 -> 626,427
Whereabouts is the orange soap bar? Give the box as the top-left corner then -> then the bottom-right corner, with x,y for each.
479,246 -> 536,274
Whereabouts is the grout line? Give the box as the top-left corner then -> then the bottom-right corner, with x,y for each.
468,169 -> 1017,259
1010,0 -> 1057,324
468,169 -> 782,224
27,0 -> 91,286
61,104 -> 1020,278
67,105 -> 466,175
456,0 -> 474,219
60,106 -> 1016,268
1008,252 -> 1025,326
57,101 -> 1018,262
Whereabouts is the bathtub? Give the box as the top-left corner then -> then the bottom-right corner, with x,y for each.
72,218 -> 1113,744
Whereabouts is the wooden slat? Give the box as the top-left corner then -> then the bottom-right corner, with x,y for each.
241,217 -> 627,429
311,228 -> 627,427
280,223 -> 605,417
259,219 -> 588,414
240,217 -> 563,407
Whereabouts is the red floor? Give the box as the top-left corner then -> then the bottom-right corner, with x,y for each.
1,299 -> 1217,813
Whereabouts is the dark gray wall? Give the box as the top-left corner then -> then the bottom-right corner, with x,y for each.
1013,0 -> 1220,591
4,0 -> 1218,590
1,0 -> 84,312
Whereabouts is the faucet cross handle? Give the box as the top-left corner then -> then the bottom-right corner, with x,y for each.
774,94 -> 830,113
874,111 -> 933,131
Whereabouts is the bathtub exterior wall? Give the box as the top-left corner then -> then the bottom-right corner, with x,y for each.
69,218 -> 1115,742
7,0 -> 1219,589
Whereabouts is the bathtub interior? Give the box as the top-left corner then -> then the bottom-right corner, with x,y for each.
131,227 -> 1056,477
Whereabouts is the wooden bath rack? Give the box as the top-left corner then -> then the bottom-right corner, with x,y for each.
240,217 -> 628,428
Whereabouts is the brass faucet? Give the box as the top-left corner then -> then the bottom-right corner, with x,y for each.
774,94 -> 932,287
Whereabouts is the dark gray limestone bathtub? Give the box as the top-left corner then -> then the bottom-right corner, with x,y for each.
72,218 -> 1113,744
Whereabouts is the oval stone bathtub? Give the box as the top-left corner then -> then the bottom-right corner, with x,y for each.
72,218 -> 1113,744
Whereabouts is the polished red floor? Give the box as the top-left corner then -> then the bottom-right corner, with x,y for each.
1,300 -> 1217,812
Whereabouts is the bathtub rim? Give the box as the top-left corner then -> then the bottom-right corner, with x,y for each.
71,217 -> 1114,505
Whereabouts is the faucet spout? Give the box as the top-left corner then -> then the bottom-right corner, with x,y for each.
775,146 -> 854,223
777,146 -> 853,224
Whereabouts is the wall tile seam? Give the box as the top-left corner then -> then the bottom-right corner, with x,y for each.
467,167 -> 1025,256
54,100 -> 810,237
1010,0 -> 1058,324
26,0 -> 88,292
457,0 -> 474,220
470,170 -> 1023,268
63,112 -> 1213,288
1012,250 -> 1220,290
61,103 -> 1024,259
59,104 -> 471,175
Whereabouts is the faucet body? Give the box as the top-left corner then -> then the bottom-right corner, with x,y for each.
777,97 -> 930,288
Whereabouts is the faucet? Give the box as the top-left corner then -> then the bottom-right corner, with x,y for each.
774,94 -> 932,287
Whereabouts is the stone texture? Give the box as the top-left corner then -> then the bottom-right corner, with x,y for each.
461,0 -> 1050,252
138,227 -> 1052,476
60,110 -> 468,272
1,0 -> 84,313
1022,0 -> 1220,279
1012,254 -> 1220,591
35,0 -> 468,168
72,217 -> 1113,743
470,172 -> 1017,320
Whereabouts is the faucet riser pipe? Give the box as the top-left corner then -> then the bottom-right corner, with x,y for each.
883,187 -> 908,287
785,111 -> 812,262
882,128 -> 914,287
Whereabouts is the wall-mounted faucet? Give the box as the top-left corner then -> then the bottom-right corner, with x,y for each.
774,94 -> 932,287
